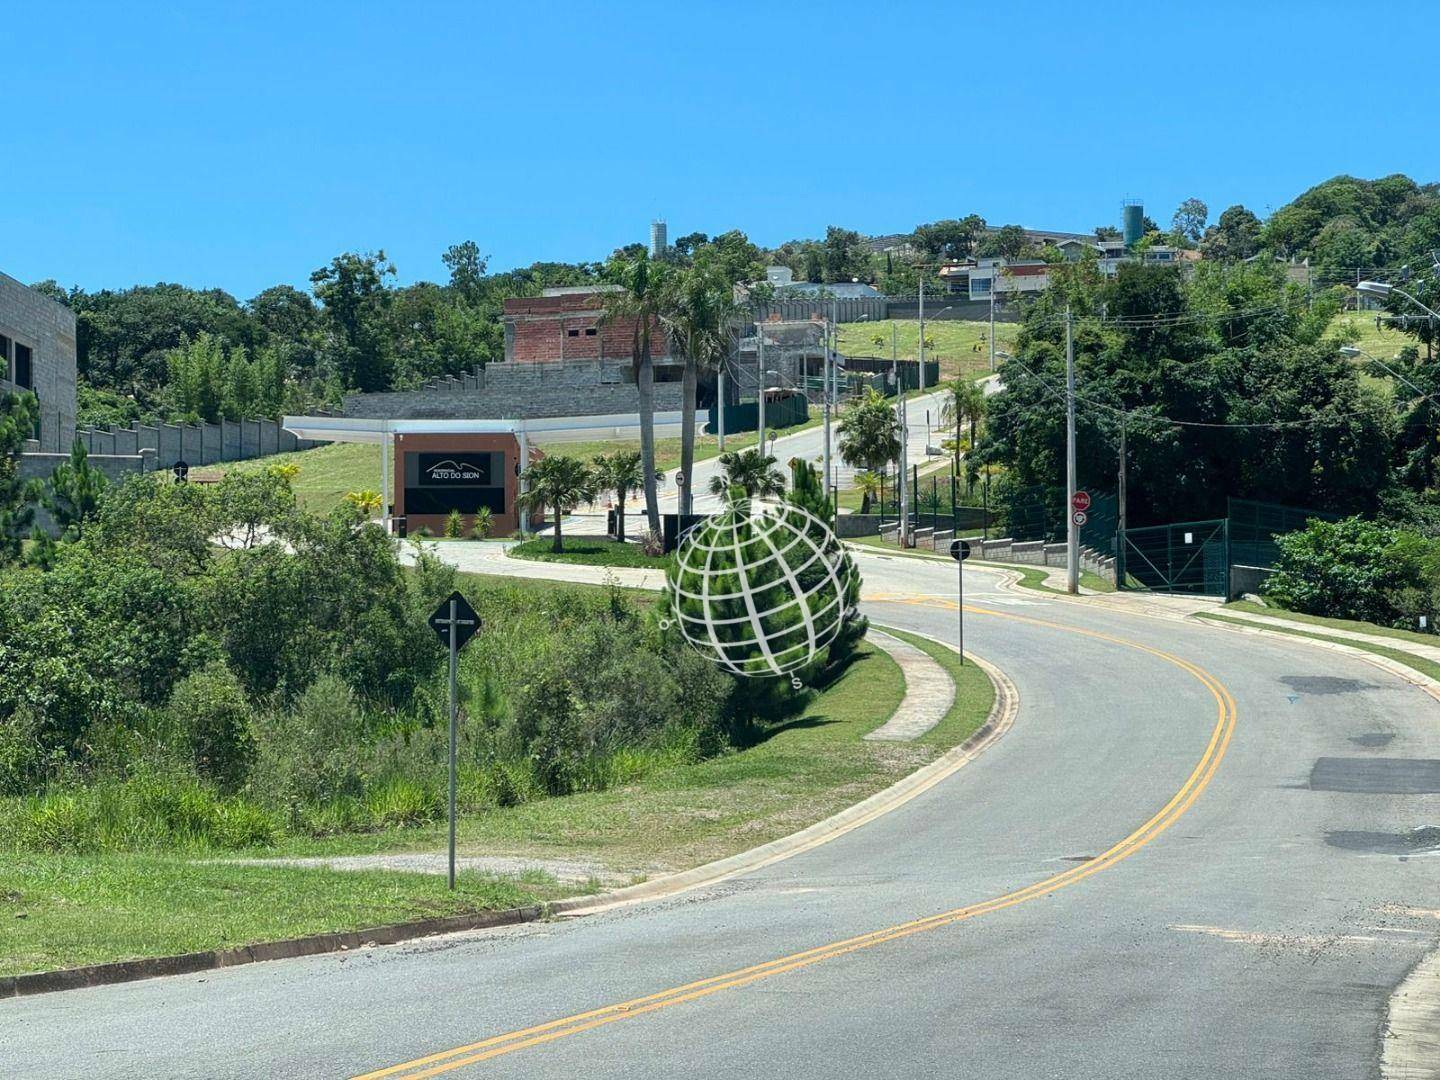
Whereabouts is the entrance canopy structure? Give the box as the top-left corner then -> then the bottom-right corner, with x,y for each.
283,411 -> 698,534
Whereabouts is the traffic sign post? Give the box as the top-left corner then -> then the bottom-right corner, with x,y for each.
1072,510 -> 1088,527
172,460 -> 190,483
948,539 -> 969,664
1071,490 -> 1091,513
428,591 -> 481,888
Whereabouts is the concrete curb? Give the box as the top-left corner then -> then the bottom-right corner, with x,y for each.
2,633 -> 1016,999
0,904 -> 543,1001
550,632 -> 1017,916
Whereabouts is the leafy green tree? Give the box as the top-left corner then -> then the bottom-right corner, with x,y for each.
977,224 -> 1030,260
1171,198 -> 1209,245
852,469 -> 882,515
837,388 -> 901,481
166,332 -> 226,422
441,240 -> 488,303
311,251 -> 396,392
44,438 -> 108,541
517,456 -> 598,553
0,390 -> 42,563
913,216 -> 986,261
167,663 -> 254,789
592,449 -> 644,541
821,226 -> 868,283
1200,205 -> 1262,261
708,449 -> 785,502
787,457 -> 833,525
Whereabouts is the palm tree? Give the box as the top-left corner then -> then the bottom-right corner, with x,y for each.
852,469 -> 882,515
661,258 -> 736,516
592,449 -> 644,541
516,456 -> 598,554
708,448 -> 786,503
939,377 -> 987,480
603,253 -> 668,535
837,387 -> 901,480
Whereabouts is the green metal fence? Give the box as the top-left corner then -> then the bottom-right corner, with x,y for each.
1226,497 -> 1334,570
1121,518 -> 1229,595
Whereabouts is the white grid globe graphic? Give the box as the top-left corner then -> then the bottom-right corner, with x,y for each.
666,500 -> 856,684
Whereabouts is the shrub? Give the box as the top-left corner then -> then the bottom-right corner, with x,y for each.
1265,516 -> 1437,625
470,506 -> 493,539
444,509 -> 464,539
166,664 -> 254,789
364,774 -> 441,828
1,773 -> 281,854
639,528 -> 665,557
249,674 -> 367,820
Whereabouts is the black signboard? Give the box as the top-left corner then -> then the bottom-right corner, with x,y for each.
428,591 -> 482,650
172,460 -> 190,482
404,451 -> 505,515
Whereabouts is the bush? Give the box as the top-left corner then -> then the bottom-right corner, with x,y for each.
249,674 -> 367,820
1265,516 -> 1439,626
445,509 -> 464,539
1,773 -> 281,854
166,664 -> 254,789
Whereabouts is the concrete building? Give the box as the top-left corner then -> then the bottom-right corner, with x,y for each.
1,271 -> 77,454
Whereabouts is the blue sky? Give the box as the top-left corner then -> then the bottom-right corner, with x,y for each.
6,1 -> 1437,298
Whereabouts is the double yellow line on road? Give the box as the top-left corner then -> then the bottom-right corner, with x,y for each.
357,601 -> 1238,1079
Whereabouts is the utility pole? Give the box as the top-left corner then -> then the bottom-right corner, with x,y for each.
895,322 -> 909,547
1065,306 -> 1079,594
822,306 -> 832,507
756,320 -> 766,451
1117,418 -> 1127,589
988,279 -> 996,372
717,363 -> 726,451
918,276 -> 926,394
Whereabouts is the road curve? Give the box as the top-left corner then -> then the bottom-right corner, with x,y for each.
6,555 -> 1439,1079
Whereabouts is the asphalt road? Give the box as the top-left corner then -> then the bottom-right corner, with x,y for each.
7,555 -> 1439,1078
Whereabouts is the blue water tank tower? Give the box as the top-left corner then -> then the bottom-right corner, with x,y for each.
1122,200 -> 1144,248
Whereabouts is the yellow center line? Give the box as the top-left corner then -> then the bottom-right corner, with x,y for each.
356,603 -> 1238,1079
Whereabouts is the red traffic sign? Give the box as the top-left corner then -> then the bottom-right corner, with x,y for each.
1072,510 -> 1088,527
1071,490 -> 1091,513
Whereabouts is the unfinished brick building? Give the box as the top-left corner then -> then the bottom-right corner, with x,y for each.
502,286 -> 677,378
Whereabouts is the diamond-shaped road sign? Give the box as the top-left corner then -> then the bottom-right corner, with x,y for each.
428,591 -> 481,650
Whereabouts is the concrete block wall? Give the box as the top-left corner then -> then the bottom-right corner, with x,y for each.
62,416 -> 318,472
342,359 -> 684,421
0,271 -> 78,454
21,451 -> 152,535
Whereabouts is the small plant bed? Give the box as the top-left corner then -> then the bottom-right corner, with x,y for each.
506,537 -> 672,569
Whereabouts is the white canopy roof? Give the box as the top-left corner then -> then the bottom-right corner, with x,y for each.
283,411 -> 698,445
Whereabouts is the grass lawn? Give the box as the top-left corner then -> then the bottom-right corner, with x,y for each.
835,319 -> 1018,383
1222,599 -> 1440,648
506,537 -> 672,569
1194,612 -> 1440,684
0,855 -> 572,979
1328,310 -> 1415,361
219,441 -> 380,515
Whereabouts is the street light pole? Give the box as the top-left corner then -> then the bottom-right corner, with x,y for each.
756,321 -> 766,451
988,281 -> 996,372
822,303 -> 833,506
895,323 -> 909,547
1357,280 -> 1440,321
1065,306 -> 1079,595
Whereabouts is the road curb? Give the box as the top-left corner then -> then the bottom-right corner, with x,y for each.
0,904 -> 544,1001
550,632 -> 1017,916
2,634 -> 1017,999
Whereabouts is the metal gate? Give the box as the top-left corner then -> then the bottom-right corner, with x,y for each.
1120,518 -> 1229,595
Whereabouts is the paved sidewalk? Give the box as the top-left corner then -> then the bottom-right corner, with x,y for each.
411,538 -> 668,591
863,630 -> 955,742
1199,606 -> 1440,666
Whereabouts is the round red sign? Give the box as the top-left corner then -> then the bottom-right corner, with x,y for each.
1071,490 -> 1092,513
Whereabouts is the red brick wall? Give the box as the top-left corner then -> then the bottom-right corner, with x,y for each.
504,294 -> 669,363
